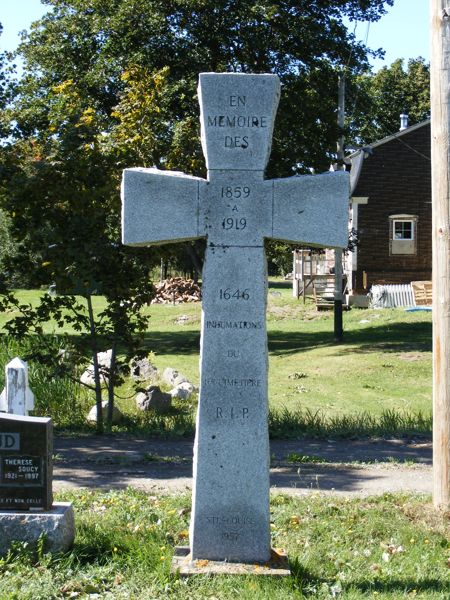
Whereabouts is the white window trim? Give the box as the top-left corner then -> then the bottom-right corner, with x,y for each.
393,219 -> 415,241
389,214 -> 418,255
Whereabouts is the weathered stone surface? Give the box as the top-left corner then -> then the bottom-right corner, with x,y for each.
192,244 -> 271,562
0,502 -> 75,556
272,172 -> 348,247
198,73 -> 280,171
86,400 -> 123,425
0,414 -> 52,511
80,349 -> 119,388
130,356 -> 158,381
0,357 -> 35,416
135,386 -> 172,413
122,169 -> 203,247
162,368 -> 188,387
171,546 -> 290,577
122,72 -> 349,565
169,381 -> 197,400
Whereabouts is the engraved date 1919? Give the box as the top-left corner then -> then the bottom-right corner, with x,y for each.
222,217 -> 247,230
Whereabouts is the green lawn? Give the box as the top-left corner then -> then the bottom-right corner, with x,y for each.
0,282 -> 432,436
1,490 -> 448,599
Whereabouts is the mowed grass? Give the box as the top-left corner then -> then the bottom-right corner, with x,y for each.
0,281 -> 432,435
1,489 -> 448,599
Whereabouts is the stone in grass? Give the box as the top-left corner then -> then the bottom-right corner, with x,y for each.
162,367 -> 190,387
135,386 -> 172,414
0,502 -> 75,557
86,400 -> 123,424
80,349 -> 121,388
130,356 -> 158,382
169,381 -> 197,400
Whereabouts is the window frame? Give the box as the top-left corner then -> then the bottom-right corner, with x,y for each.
389,214 -> 418,256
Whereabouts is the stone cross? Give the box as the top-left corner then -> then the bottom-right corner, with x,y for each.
122,73 -> 349,563
0,358 -> 35,416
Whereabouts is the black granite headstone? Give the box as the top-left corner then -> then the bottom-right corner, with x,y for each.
0,414 -> 53,511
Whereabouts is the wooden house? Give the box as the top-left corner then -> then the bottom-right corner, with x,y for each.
346,119 -> 431,301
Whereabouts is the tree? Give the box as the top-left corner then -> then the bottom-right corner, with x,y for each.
10,0 -> 393,175
0,67 -> 154,433
347,57 -> 430,145
0,0 -> 395,422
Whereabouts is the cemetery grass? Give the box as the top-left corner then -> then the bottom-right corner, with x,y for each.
0,283 -> 432,438
0,489 -> 448,599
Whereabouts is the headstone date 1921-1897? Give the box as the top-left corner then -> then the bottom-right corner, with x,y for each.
0,413 -> 53,511
122,73 -> 349,564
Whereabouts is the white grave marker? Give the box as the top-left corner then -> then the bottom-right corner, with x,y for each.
122,73 -> 349,563
0,357 -> 35,416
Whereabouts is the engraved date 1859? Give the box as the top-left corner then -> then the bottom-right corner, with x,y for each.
221,186 -> 250,199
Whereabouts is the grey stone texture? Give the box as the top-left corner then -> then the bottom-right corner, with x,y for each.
135,386 -> 172,413
0,502 -> 75,556
80,350 -> 116,388
122,170 -> 203,247
130,356 -> 158,382
86,400 -> 123,425
162,367 -> 189,387
198,72 -> 280,171
169,381 -> 196,400
121,72 -> 349,564
191,244 -> 270,562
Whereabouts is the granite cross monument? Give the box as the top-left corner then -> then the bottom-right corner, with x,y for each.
122,73 -> 349,564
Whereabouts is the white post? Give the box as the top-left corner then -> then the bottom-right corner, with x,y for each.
0,357 -> 35,416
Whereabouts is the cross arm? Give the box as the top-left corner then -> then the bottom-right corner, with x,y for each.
122,168 -> 205,246
271,171 -> 349,248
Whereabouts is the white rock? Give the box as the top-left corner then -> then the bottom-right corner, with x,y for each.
162,367 -> 188,387
80,349 -> 117,388
86,400 -> 122,424
169,381 -> 197,400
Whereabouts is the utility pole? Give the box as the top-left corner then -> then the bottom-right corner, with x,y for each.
334,73 -> 345,343
430,0 -> 450,509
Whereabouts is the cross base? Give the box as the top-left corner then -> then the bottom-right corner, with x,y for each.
171,546 -> 291,577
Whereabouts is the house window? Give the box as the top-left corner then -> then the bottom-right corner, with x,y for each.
389,215 -> 417,255
393,220 -> 413,240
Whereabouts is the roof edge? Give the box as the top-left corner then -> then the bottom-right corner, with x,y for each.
348,119 -> 430,158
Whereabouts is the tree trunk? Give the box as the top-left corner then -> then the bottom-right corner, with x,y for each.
106,339 -> 117,432
86,294 -> 103,434
185,243 -> 203,281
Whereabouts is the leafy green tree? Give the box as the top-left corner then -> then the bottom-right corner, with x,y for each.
10,0 -> 392,174
347,57 -> 430,145
0,67 -> 154,433
0,0 -> 396,425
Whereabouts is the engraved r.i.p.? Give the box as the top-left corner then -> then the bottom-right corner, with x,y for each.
121,72 -> 349,563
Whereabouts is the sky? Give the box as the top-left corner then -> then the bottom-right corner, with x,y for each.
0,0 -> 430,70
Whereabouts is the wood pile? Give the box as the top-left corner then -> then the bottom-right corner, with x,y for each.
411,280 -> 432,306
151,277 -> 202,304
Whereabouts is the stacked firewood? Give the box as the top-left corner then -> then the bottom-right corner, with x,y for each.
151,277 -> 202,304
